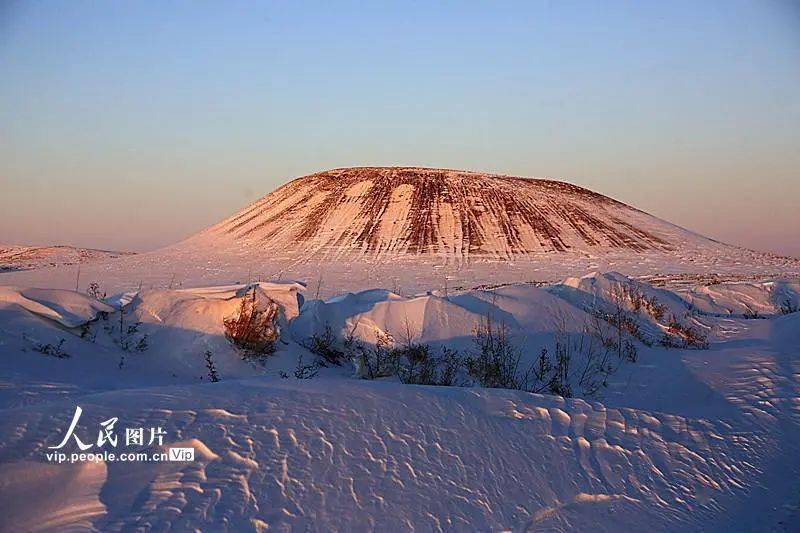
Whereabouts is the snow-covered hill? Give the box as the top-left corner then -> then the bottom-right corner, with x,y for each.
3,167 -> 796,296
187,166 -> 742,262
0,244 -> 132,273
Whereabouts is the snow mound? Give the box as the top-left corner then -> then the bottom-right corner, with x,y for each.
554,271 -> 688,316
449,283 -> 589,332
0,286 -> 114,328
103,290 -> 139,310
683,279 -> 800,317
292,274 -> 719,355
292,289 -> 481,347
772,311 -> 800,347
0,282 -> 307,402
548,272 -> 704,344
116,282 -> 304,376
130,281 -> 304,330
175,281 -> 305,320
290,283 -> 589,350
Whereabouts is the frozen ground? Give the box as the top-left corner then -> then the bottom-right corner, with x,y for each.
1,240 -> 798,300
0,273 -> 798,531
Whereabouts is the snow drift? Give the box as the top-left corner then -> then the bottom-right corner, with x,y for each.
1,273 -> 799,531
0,286 -> 114,328
682,279 -> 800,317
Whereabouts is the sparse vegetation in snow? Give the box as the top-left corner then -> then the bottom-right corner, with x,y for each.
223,286 -> 281,362
32,338 -> 69,358
779,299 -> 799,315
304,323 -> 347,366
204,350 -> 220,382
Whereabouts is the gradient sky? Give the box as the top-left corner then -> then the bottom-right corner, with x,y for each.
2,1 -> 799,255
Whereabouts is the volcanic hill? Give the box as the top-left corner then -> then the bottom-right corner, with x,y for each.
189,166 -> 705,262
3,167 -> 797,295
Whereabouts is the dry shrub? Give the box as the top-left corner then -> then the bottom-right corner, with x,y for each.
340,318 -> 464,385
34,338 -> 69,358
294,355 -> 320,379
742,308 -> 762,319
660,317 -> 709,349
396,344 -> 463,386
223,287 -> 280,358
780,299 -> 799,315
351,331 -> 400,379
204,350 -> 220,382
465,314 -> 528,390
305,323 -> 347,366
619,282 -> 666,321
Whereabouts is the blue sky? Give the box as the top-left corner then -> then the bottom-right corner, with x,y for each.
1,1 -> 799,254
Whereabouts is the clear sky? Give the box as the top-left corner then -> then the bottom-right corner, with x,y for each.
2,1 -> 799,255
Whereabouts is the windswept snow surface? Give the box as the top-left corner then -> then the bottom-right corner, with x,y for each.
0,273 -> 799,531
1,378 -> 788,532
